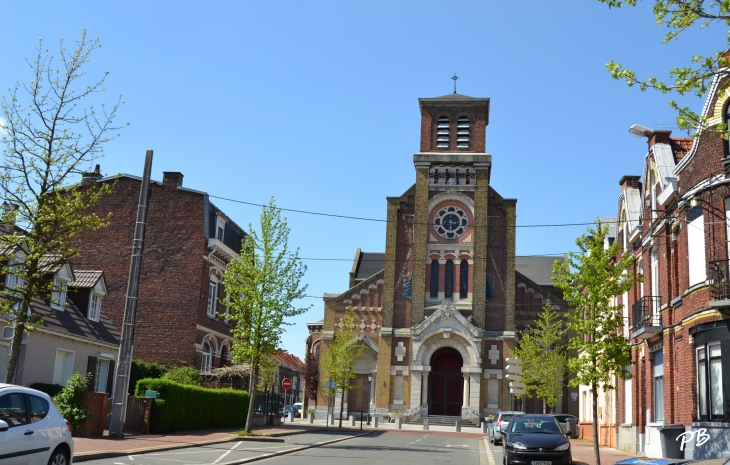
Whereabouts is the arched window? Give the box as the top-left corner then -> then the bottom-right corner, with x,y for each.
457,117 -> 470,148
220,345 -> 229,367
445,260 -> 454,298
437,117 -> 449,148
201,342 -> 212,372
459,260 -> 469,299
724,102 -> 730,157
430,260 -> 440,298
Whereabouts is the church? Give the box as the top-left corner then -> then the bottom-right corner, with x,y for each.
306,92 -> 575,423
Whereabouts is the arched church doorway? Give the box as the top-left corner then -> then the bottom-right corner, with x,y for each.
429,348 -> 463,416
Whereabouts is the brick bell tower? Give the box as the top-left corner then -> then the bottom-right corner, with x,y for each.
374,93 -> 517,419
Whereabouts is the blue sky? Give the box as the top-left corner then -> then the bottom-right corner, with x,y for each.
1,1 -> 725,360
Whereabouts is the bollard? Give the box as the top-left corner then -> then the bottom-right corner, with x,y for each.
396,418 -> 402,429
308,413 -> 314,424
455,420 -> 461,432
373,416 -> 379,428
349,415 -> 355,427
288,412 -> 293,423
423,418 -> 429,431
481,421 -> 489,433
328,414 -> 334,425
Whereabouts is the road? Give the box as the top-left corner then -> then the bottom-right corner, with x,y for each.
484,436 -> 505,465
79,430 -> 482,465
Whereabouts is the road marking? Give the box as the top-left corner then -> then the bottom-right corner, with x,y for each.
129,456 -> 135,461
213,441 -> 243,465
407,435 -> 427,446
446,445 -> 469,448
483,439 -> 497,465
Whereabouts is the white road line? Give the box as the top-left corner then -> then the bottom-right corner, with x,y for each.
483,438 -> 497,465
407,435 -> 427,446
212,441 -> 243,465
129,456 -> 135,461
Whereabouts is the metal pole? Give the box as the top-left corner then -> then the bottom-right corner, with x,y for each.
109,151 -> 153,439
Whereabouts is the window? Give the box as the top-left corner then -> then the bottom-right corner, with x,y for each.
459,260 -> 469,299
697,343 -> 724,420
725,102 -> 730,157
444,260 -> 454,299
436,117 -> 449,148
201,342 -> 212,372
430,260 -> 439,299
223,294 -> 230,323
4,262 -> 23,292
0,393 -> 28,427
28,395 -> 49,423
653,351 -> 664,421
51,276 -> 68,311
207,281 -> 218,317
94,359 -> 111,393
687,206 -> 707,286
456,117 -> 469,148
52,349 -> 75,386
220,345 -> 229,367
651,248 -> 659,317
649,170 -> 657,221
216,216 -> 225,241
624,377 -> 632,424
88,293 -> 101,321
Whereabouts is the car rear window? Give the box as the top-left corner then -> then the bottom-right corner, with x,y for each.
500,414 -> 513,422
28,395 -> 49,423
554,415 -> 568,422
0,393 -> 28,427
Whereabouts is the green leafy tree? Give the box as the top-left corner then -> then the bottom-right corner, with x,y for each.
54,372 -> 92,432
256,355 -> 279,391
222,197 -> 309,433
320,306 -> 363,428
513,301 -> 568,413
0,30 -> 126,383
552,223 -> 638,465
596,0 -> 730,135
162,364 -> 203,386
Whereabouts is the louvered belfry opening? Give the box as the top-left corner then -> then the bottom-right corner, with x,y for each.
457,117 -> 470,148
437,117 -> 450,148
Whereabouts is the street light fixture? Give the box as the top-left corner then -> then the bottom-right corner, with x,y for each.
367,374 -> 373,425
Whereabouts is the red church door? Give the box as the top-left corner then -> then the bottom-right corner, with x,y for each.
429,349 -> 463,416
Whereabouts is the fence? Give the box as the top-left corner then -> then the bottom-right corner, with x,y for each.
105,394 -> 152,434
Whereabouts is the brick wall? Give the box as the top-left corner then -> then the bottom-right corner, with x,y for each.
76,392 -> 108,437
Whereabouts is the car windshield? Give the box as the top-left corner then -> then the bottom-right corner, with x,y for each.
509,417 -> 562,434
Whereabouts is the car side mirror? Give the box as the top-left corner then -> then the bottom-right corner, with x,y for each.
0,420 -> 9,432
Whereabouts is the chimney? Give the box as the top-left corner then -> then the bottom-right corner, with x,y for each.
162,172 -> 184,188
81,164 -> 102,187
648,130 -> 673,149
619,175 -> 641,192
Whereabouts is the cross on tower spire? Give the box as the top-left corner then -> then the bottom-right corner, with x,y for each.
451,72 -> 459,94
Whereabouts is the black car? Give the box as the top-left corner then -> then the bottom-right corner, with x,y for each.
502,414 -> 572,465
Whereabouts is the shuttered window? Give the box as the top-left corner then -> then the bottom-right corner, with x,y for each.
436,117 -> 449,148
457,117 -> 470,148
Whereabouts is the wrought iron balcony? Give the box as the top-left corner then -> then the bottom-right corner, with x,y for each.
631,296 -> 662,340
709,260 -> 730,307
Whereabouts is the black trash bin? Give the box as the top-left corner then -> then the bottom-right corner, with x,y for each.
659,424 -> 686,459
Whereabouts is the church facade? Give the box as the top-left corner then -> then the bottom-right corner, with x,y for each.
310,93 -> 574,421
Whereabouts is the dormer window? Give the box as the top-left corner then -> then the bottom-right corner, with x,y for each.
436,117 -> 449,148
216,216 -> 226,241
88,293 -> 102,322
457,117 -> 470,148
51,276 -> 68,311
4,261 -> 24,292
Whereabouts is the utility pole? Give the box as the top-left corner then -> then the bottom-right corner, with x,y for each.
109,150 -> 153,438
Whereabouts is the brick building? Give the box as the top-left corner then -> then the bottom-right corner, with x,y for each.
310,93 -> 575,422
612,73 -> 730,460
73,170 -> 246,371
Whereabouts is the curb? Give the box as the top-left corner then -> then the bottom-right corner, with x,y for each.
218,432 -> 371,465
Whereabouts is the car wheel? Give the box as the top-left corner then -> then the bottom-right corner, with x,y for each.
48,447 -> 69,465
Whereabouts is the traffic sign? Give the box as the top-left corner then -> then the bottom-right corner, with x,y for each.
505,364 -> 523,375
282,378 -> 292,390
505,358 -> 522,365
505,373 -> 522,380
510,382 -> 526,389
510,387 -> 526,395
325,378 -> 336,390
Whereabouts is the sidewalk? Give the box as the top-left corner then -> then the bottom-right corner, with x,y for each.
571,438 -> 639,465
73,424 -> 322,460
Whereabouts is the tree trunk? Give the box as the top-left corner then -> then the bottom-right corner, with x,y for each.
592,384 -> 601,465
338,389 -> 345,428
244,367 -> 258,433
4,306 -> 28,384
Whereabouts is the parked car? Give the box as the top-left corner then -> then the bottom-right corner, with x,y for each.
502,414 -> 571,465
283,405 -> 301,418
0,383 -> 74,465
488,410 -> 525,445
551,413 -> 579,438
292,402 -> 303,416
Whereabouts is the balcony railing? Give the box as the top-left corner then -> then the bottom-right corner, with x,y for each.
631,296 -> 662,335
709,260 -> 730,302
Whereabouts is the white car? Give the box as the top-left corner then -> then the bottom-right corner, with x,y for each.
0,384 -> 74,465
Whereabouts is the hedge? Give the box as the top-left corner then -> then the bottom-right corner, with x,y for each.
130,360 -> 167,394
135,378 -> 249,433
30,383 -> 64,397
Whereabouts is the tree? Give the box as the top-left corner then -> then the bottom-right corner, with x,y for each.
552,223 -> 639,465
320,306 -> 363,428
597,0 -> 730,135
303,353 -> 319,410
256,355 -> 279,391
222,197 -> 309,433
512,300 -> 568,413
53,372 -> 92,432
0,30 -> 126,383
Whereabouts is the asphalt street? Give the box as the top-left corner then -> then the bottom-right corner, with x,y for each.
78,430 -> 482,465
485,437 -> 505,465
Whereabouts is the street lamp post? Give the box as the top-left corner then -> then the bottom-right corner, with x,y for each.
367,374 -> 372,425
